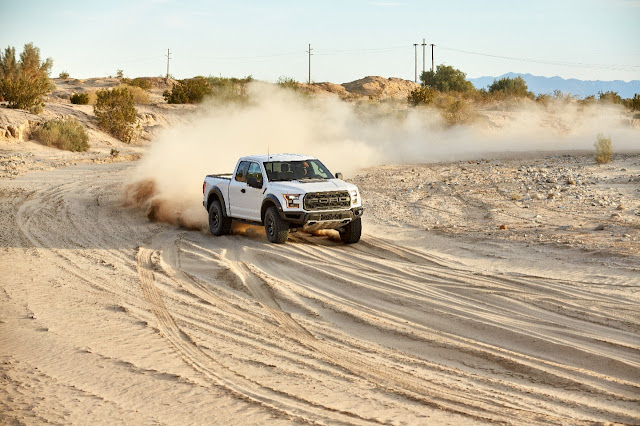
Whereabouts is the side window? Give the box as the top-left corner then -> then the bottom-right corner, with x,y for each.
235,161 -> 249,182
247,162 -> 263,183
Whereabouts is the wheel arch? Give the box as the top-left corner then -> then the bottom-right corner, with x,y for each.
261,194 -> 283,223
206,187 -> 227,214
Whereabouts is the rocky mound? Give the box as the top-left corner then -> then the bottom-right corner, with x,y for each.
341,76 -> 420,99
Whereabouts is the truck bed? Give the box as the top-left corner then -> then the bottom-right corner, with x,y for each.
206,173 -> 233,180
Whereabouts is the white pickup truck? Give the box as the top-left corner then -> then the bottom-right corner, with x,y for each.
202,154 -> 363,244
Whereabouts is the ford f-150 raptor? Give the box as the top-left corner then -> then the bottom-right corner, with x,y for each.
202,154 -> 363,244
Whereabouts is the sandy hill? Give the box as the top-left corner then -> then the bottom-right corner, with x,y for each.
341,76 -> 420,99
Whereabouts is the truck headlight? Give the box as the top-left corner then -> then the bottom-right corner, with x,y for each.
283,194 -> 301,208
349,189 -> 359,205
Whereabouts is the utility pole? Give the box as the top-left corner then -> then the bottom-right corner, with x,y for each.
422,38 -> 426,75
306,44 -> 313,84
165,49 -> 171,79
413,43 -> 418,83
430,44 -> 435,73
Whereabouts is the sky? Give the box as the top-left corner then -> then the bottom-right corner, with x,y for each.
1,0 -> 639,83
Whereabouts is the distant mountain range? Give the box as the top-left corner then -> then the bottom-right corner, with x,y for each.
468,73 -> 640,99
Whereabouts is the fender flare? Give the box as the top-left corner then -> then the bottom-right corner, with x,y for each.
207,187 -> 228,215
261,194 -> 283,222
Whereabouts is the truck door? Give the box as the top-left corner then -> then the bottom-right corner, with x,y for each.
228,161 -> 250,218
243,162 -> 265,222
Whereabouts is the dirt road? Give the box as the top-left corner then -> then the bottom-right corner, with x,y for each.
1,161 -> 639,424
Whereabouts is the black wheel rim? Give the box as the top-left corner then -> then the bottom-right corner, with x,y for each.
211,209 -> 219,230
266,214 -> 274,238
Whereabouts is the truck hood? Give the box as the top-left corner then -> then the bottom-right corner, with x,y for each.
269,179 -> 357,193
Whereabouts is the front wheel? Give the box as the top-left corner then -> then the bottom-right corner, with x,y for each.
209,200 -> 232,236
339,218 -> 361,244
264,206 -> 289,243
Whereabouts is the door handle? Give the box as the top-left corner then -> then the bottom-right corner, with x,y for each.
241,189 -> 246,193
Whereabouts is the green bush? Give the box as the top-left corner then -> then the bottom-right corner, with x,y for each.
94,87 -> 139,142
32,118 -> 89,151
420,65 -> 474,93
70,92 -> 89,104
0,43 -> 54,113
407,86 -> 435,106
594,133 -> 612,164
488,76 -> 533,98
59,70 -> 70,79
163,77 -> 213,104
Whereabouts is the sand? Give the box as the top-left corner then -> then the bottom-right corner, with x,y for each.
0,151 -> 638,424
1,78 -> 639,424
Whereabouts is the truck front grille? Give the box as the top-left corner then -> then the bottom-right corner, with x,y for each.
304,191 -> 351,211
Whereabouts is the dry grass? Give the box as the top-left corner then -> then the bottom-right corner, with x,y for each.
594,133 -> 613,164
32,118 -> 89,151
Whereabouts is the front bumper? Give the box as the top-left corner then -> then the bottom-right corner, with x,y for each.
280,207 -> 364,231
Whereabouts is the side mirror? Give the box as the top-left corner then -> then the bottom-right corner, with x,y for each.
247,176 -> 262,189
335,172 -> 343,180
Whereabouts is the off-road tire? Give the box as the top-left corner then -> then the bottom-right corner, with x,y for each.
209,200 -> 231,236
264,206 -> 289,243
339,218 -> 361,244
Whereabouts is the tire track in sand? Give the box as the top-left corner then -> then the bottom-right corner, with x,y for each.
135,246 -> 377,425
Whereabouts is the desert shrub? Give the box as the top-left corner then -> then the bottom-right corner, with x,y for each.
579,95 -> 596,107
70,92 -> 89,104
0,43 -> 54,113
535,93 -> 553,105
116,69 -> 124,79
204,75 -> 253,103
114,84 -> 150,104
621,93 -> 640,111
594,133 -> 612,164
32,118 -> 89,151
94,87 -> 139,142
59,70 -> 70,79
277,76 -> 301,91
598,91 -> 621,104
407,86 -> 435,106
420,65 -> 474,93
163,76 -> 212,103
124,77 -> 152,91
440,98 -> 475,126
488,76 -> 533,98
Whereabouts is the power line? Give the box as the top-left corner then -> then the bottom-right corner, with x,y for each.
439,45 -> 640,71
307,43 -> 313,84
413,43 -> 418,83
165,49 -> 171,79
422,38 -> 426,74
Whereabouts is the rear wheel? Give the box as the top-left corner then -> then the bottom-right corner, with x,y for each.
209,200 -> 231,236
264,206 -> 289,243
339,218 -> 361,244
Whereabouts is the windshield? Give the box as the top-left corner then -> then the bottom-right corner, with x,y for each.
264,159 -> 335,182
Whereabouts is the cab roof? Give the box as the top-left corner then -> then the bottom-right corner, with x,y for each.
239,153 -> 317,163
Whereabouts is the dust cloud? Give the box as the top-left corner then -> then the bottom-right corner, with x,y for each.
127,82 -> 638,228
